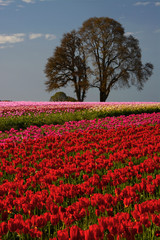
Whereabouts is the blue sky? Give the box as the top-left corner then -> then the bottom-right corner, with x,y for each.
0,0 -> 159,102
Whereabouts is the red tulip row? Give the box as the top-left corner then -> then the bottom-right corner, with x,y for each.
0,119 -> 160,239
1,112 -> 159,145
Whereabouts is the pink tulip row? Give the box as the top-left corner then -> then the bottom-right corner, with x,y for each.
0,101 -> 159,107
0,101 -> 159,117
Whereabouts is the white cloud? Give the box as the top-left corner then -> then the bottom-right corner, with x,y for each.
0,0 -> 13,6
17,4 -> 25,8
0,0 -> 48,7
29,33 -> 43,40
0,33 -> 25,44
155,2 -> 160,6
134,1 -> 160,6
124,31 -> 143,37
134,2 -> 151,6
119,16 -> 125,20
29,33 -> 56,40
155,29 -> 160,33
124,32 -> 134,36
0,32 -> 56,49
21,0 -> 34,3
45,34 -> 56,40
0,45 -> 13,49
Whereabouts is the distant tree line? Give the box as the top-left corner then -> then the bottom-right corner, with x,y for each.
44,17 -> 153,102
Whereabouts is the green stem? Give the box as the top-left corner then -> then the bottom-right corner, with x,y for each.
48,222 -> 51,238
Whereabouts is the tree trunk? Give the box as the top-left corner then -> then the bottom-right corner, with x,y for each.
76,89 -> 81,101
100,92 -> 107,102
74,77 -> 86,102
81,90 -> 85,102
100,88 -> 110,102
75,83 -> 84,101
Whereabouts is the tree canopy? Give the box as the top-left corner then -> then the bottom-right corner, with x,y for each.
44,17 -> 153,102
44,30 -> 89,102
50,92 -> 77,102
79,17 -> 153,101
50,92 -> 67,101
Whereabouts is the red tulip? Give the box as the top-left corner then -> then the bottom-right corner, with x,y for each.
0,222 -> 8,235
57,229 -> 69,240
70,225 -> 82,240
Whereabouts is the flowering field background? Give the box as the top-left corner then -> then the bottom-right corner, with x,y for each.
0,102 -> 160,240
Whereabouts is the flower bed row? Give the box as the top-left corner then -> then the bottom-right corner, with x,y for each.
0,112 -> 160,145
0,112 -> 160,239
0,102 -> 160,117
0,102 -> 160,132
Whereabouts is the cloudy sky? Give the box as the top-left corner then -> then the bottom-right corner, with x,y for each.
0,0 -> 159,102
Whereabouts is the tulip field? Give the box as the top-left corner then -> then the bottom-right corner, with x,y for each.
0,102 -> 160,240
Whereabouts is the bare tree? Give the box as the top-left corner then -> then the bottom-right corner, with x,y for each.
79,17 -> 153,102
44,30 -> 89,102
